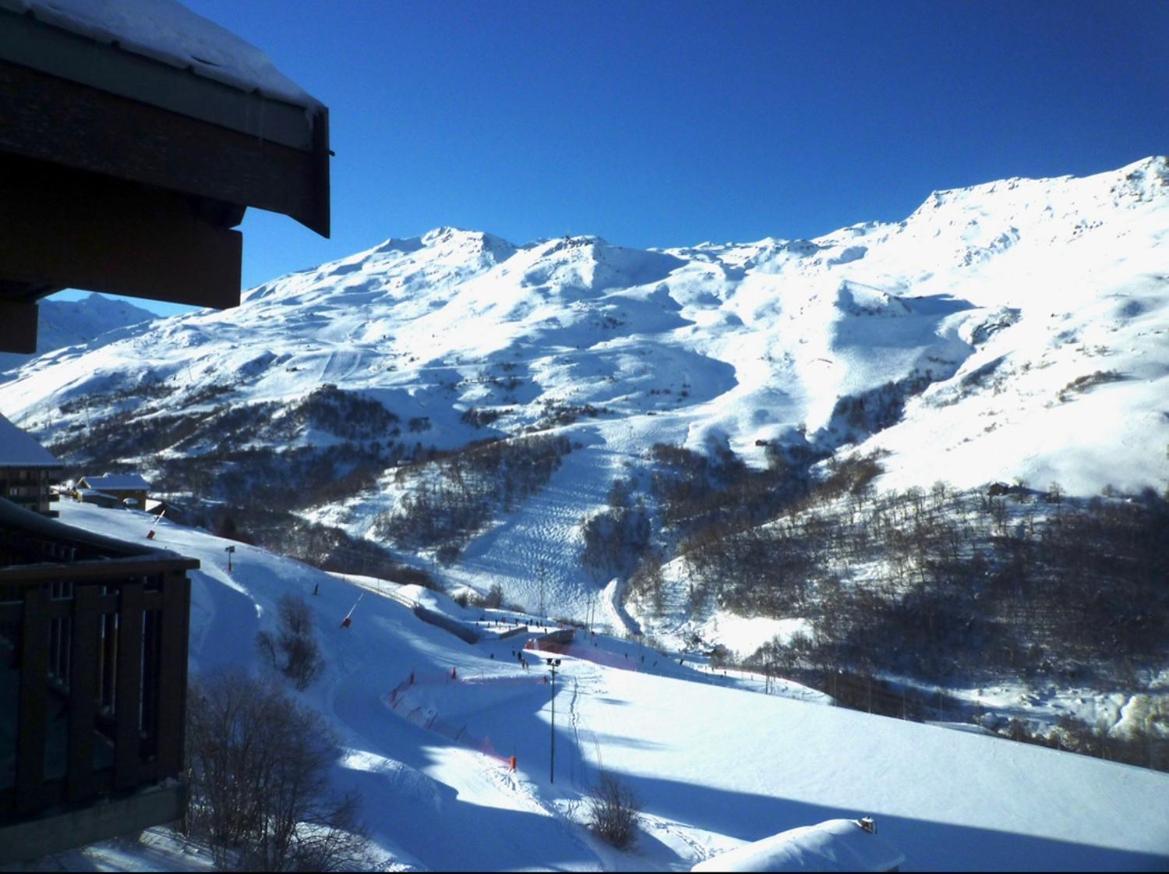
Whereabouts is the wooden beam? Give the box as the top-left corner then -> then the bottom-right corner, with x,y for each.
0,298 -> 38,354
310,107 -> 331,240
0,60 -> 328,236
0,157 -> 241,311
0,556 -> 200,585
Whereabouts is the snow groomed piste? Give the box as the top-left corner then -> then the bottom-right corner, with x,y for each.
47,502 -> 1169,871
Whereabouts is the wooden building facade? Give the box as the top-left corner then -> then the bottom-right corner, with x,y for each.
75,474 -> 151,510
0,414 -> 63,517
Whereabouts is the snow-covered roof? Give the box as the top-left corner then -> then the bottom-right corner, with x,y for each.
79,474 -> 151,491
0,0 -> 318,108
0,414 -> 60,467
692,819 -> 906,873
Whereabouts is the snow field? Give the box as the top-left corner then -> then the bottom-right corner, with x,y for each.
47,501 -> 1169,871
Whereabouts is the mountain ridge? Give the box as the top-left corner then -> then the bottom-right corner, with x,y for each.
1,157 -> 1167,629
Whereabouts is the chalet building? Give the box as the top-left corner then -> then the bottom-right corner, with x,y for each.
0,414 -> 63,517
76,474 -> 152,510
0,0 -> 330,861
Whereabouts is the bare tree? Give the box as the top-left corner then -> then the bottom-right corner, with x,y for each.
257,595 -> 325,690
587,771 -> 641,849
186,671 -> 378,871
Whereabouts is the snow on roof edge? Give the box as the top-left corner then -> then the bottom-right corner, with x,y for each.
1,0 -> 321,109
0,414 -> 60,467
79,473 -> 152,490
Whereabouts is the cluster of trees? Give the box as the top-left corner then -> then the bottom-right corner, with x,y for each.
185,598 -> 388,868
1056,369 -> 1125,403
52,406 -> 207,461
626,556 -> 667,614
530,400 -> 610,430
54,378 -> 458,593
199,505 -> 442,591
55,384 -> 401,465
256,595 -> 325,690
680,477 -> 1169,694
460,406 -> 510,428
56,376 -> 175,417
377,433 -> 572,562
822,374 -> 933,439
454,581 -> 506,609
580,478 -> 651,578
1005,707 -> 1169,773
647,441 -> 806,536
154,444 -> 387,515
266,383 -> 400,442
607,445 -> 882,618
586,772 -> 641,849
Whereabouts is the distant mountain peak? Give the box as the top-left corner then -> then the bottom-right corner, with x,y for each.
0,293 -> 156,378
419,226 -> 517,259
2,157 -> 1166,519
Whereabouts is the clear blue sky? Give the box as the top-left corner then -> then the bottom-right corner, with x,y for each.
55,0 -> 1169,316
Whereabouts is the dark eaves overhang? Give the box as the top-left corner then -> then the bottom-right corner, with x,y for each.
0,3 -> 330,353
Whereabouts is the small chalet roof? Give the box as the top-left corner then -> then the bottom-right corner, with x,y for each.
692,819 -> 906,873
79,473 -> 151,492
0,413 -> 60,467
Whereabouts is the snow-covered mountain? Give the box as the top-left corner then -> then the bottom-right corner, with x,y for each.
0,292 -> 156,376
1,157 -> 1167,625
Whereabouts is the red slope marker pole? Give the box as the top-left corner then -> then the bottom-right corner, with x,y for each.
146,508 -> 166,540
341,592 -> 364,629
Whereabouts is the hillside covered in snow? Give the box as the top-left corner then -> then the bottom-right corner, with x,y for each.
32,501 -> 1169,871
0,292 -> 156,376
1,158 -> 1167,756
3,158 -> 1166,606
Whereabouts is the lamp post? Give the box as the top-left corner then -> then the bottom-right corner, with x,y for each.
224,544 -> 236,573
546,657 -> 561,783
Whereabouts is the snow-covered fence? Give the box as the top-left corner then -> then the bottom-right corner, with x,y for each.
495,624 -> 530,640
412,605 -> 480,643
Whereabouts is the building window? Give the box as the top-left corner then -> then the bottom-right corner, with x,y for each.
49,580 -> 73,601
47,614 -> 71,690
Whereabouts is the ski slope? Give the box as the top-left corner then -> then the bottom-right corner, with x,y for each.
41,502 -> 1169,871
